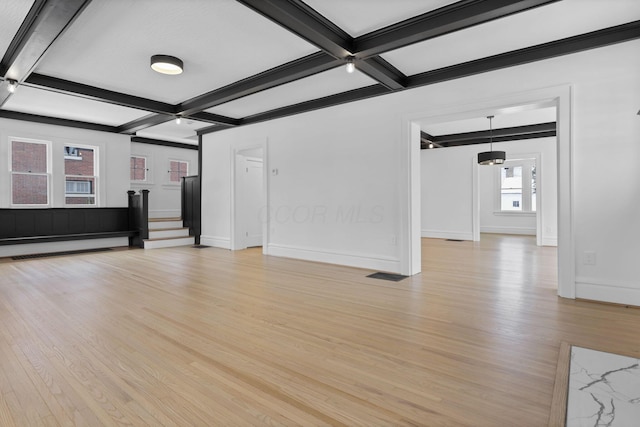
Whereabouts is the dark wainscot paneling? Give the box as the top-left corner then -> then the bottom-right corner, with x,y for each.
0,208 -> 133,245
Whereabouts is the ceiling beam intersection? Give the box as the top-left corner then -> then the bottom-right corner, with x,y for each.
233,0 -> 408,90
202,21 -> 640,134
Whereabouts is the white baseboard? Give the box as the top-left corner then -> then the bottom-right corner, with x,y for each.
421,229 -> 473,241
149,209 -> 181,219
480,226 -> 536,235
266,243 -> 400,273
0,237 -> 128,258
542,236 -> 558,247
200,235 -> 231,249
575,276 -> 640,307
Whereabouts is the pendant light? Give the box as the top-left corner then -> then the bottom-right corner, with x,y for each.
477,115 -> 505,165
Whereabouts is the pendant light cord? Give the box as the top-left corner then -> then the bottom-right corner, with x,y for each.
487,115 -> 494,151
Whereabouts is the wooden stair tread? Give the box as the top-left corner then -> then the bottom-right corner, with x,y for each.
149,217 -> 182,222
145,236 -> 193,242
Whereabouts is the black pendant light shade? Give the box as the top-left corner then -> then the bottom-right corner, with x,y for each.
477,115 -> 505,165
478,150 -> 506,165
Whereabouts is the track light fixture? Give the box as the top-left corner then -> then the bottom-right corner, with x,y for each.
345,56 -> 355,73
151,55 -> 184,75
7,79 -> 17,93
477,115 -> 505,165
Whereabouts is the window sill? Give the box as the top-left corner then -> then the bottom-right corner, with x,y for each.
493,211 -> 536,217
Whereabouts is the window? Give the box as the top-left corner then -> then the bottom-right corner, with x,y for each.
64,145 -> 97,205
498,159 -> 536,213
130,156 -> 147,181
10,139 -> 50,205
168,160 -> 188,183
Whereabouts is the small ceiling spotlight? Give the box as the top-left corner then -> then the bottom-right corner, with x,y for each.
175,116 -> 182,125
345,56 -> 355,73
150,54 -> 184,75
7,79 -> 17,93
428,142 -> 434,149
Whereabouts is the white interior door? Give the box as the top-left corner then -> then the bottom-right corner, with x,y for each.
241,157 -> 264,248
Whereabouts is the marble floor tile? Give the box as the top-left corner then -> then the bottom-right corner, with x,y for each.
567,346 -> 640,427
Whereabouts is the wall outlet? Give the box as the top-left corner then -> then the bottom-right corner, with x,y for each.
583,251 -> 596,265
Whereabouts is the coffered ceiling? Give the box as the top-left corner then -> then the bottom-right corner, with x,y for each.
1,0 -> 639,144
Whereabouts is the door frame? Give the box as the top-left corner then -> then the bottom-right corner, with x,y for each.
230,139 -> 269,252
402,84 -> 574,298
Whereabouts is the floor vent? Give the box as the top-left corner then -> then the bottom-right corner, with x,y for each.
11,247 -> 112,260
367,272 -> 408,282
446,239 -> 464,242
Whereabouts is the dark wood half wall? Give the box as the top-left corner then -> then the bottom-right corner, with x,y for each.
0,207 -> 133,245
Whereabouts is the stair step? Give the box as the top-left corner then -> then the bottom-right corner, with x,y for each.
147,220 -> 183,229
148,228 -> 190,239
149,217 -> 182,222
143,236 -> 194,249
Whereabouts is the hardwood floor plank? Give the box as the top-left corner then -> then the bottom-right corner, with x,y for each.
0,235 -> 639,425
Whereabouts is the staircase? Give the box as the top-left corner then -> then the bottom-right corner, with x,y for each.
143,217 -> 194,249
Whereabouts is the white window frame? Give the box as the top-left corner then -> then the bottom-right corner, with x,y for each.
494,158 -> 536,215
166,159 -> 189,186
130,155 -> 148,183
64,143 -> 99,207
9,137 -> 52,207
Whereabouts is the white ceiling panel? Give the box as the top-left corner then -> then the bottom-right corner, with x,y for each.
206,67 -> 377,118
0,0 -> 35,59
136,119 -> 211,144
4,86 -> 148,126
303,0 -> 458,38
383,0 -> 640,75
421,107 -> 557,136
34,0 -> 318,104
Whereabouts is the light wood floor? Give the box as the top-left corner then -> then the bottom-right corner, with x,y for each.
0,235 -> 638,426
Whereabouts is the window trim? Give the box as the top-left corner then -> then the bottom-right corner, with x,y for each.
9,137 -> 52,207
166,158 -> 189,186
63,143 -> 99,207
130,155 -> 148,183
494,157 -> 537,214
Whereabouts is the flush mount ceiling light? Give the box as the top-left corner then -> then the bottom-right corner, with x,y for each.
150,55 -> 183,75
477,115 -> 505,165
345,56 -> 355,73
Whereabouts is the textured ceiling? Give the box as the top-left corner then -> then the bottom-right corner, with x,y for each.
35,0 -> 318,104
303,0 -> 458,37
207,67 -> 377,118
0,0 -> 639,144
0,0 -> 35,58
383,0 -> 640,74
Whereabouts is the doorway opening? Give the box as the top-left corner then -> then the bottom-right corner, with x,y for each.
404,85 -> 574,298
231,143 -> 267,251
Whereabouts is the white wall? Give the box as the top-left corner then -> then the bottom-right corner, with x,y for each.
0,118 -> 129,208
130,142 -> 198,218
202,108 -> 402,272
421,137 -> 557,244
201,39 -> 640,305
